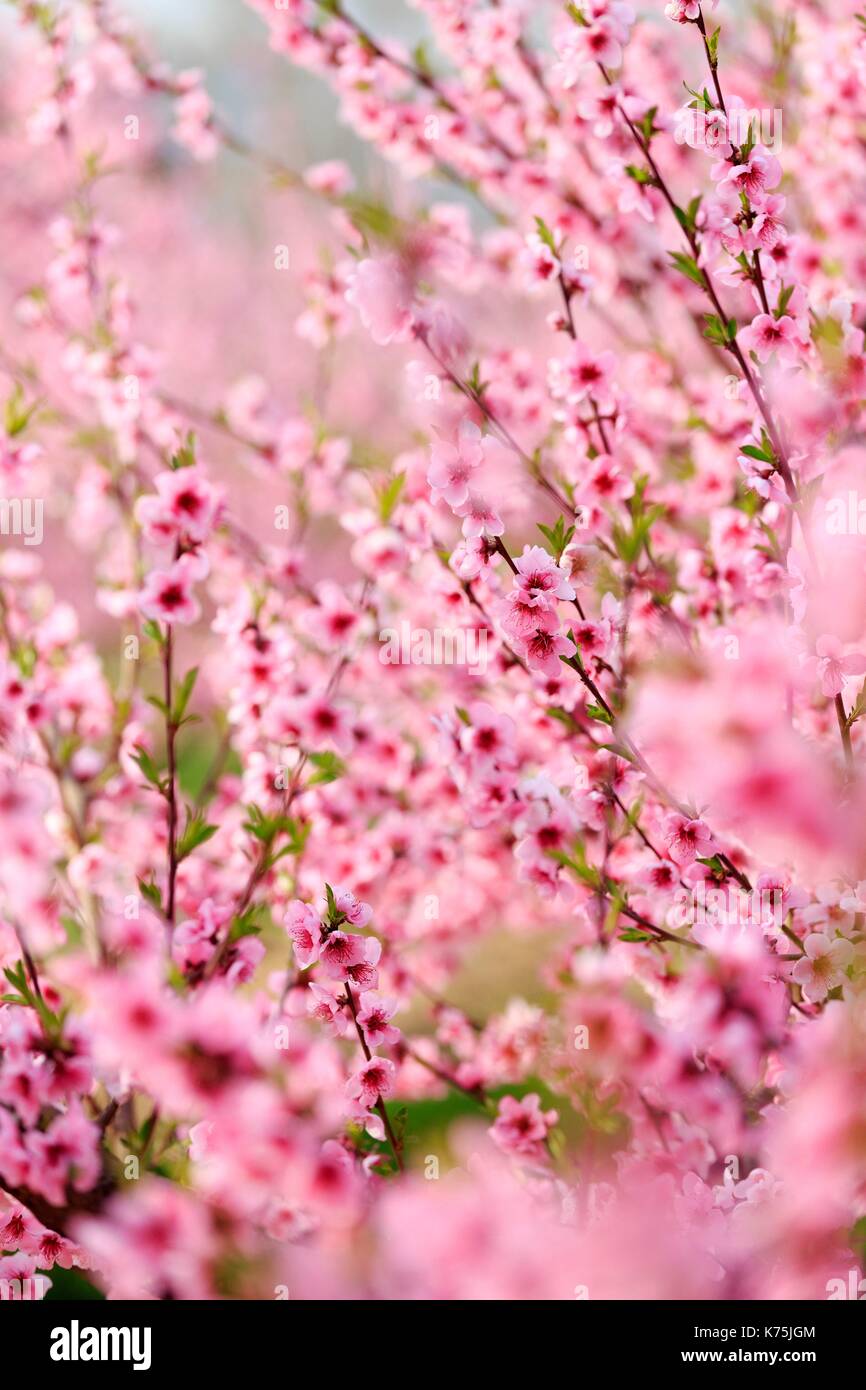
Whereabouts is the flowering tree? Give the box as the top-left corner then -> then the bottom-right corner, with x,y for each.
0,0 -> 865,1302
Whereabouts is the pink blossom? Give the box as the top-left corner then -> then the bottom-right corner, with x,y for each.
664,814 -> 717,866
138,553 -> 207,626
357,992 -> 401,1048
551,341 -> 617,404
738,313 -> 805,365
791,933 -> 854,1003
454,490 -> 505,539
25,1104 -> 101,1207
427,420 -> 485,508
514,545 -> 576,602
346,1056 -> 396,1110
811,634 -> 866,698
319,930 -> 369,982
285,900 -> 322,968
346,257 -> 413,345
490,1093 -> 558,1159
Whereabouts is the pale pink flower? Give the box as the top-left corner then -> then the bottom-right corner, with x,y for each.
811,634 -> 866,699
791,933 -> 853,1003
332,889 -> 373,927
427,420 -> 485,508
346,256 -> 413,345
455,490 -> 505,539
303,160 -> 354,197
307,982 -> 350,1037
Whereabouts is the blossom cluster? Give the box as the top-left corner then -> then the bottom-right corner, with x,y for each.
0,0 -> 865,1302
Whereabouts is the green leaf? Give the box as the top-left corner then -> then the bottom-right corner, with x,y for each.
176,807 -> 218,861
377,473 -> 405,523
138,877 -> 164,913
624,164 -> 653,185
4,383 -> 39,437
324,883 -> 338,922
673,195 -> 702,236
702,313 -> 736,347
585,703 -> 613,725
696,854 -> 727,877
739,443 -> 775,464
533,215 -> 558,255
546,705 -> 580,734
466,361 -> 487,397
307,750 -> 346,785
170,432 -> 197,470
230,907 -> 265,941
132,745 -> 164,792
537,516 -> 575,564
635,106 -> 658,145
172,667 -> 199,724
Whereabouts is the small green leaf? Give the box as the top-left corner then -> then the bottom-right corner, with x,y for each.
176,807 -> 218,861
307,750 -> 347,785
133,745 -> 164,792
585,703 -> 613,726
138,877 -> 164,913
533,215 -> 559,255
377,473 -> 405,523
170,432 -> 197,470
172,667 -> 199,724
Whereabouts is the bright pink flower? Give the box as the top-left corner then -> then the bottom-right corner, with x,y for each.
319,930 -> 368,982
738,313 -> 804,364
715,147 -> 782,201
514,545 -> 576,603
138,553 -> 207,626
346,1056 -> 396,1110
551,341 -> 616,404
25,1104 -> 101,1207
300,582 -> 361,650
521,623 -> 576,677
460,701 -> 518,771
665,0 -> 700,22
490,1093 -> 558,1159
664,814 -> 716,866
135,466 -> 220,545
357,992 -> 400,1048
285,900 -> 322,968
